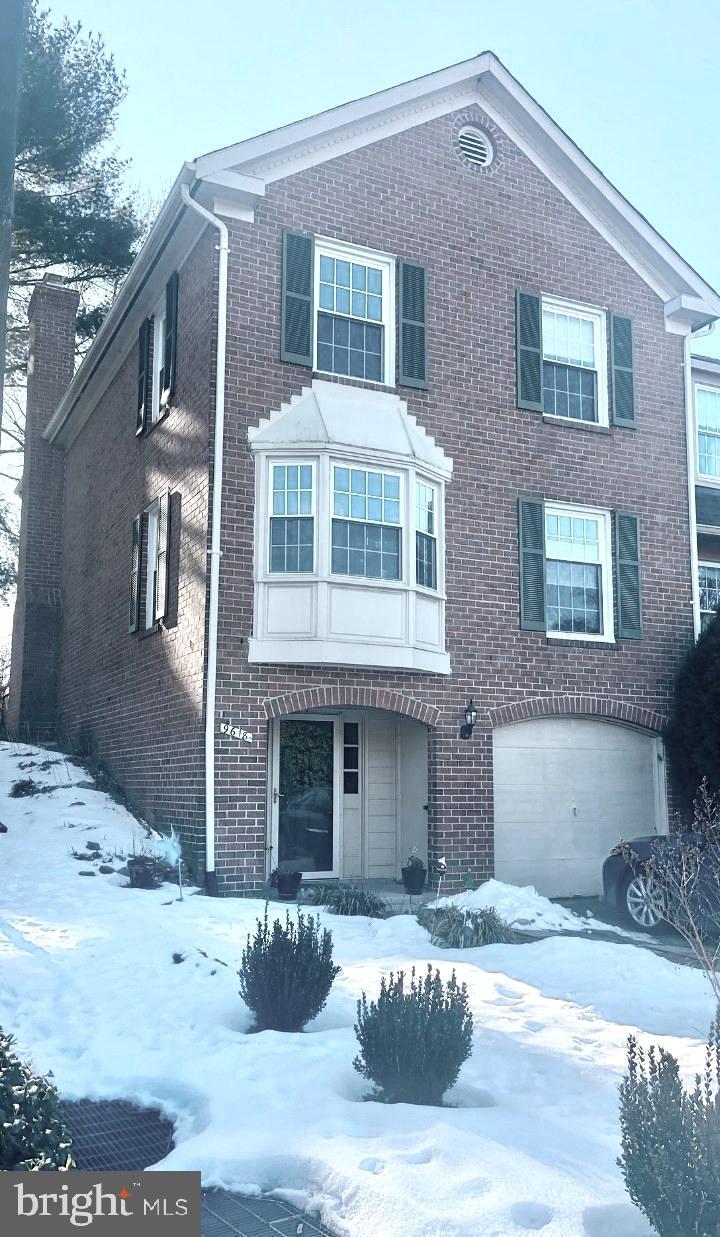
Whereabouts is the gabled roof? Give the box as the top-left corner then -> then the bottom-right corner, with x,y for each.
248,381 -> 452,478
46,52 -> 720,446
196,51 -> 720,332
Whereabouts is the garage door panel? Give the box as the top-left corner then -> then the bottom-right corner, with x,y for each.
493,718 -> 663,898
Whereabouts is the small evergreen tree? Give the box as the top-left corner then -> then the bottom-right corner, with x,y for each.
664,613 -> 720,812
238,908 -> 340,1032
354,966 -> 473,1105
0,1029 -> 73,1170
618,1016 -> 720,1236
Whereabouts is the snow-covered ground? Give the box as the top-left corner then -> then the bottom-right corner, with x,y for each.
0,743 -> 713,1237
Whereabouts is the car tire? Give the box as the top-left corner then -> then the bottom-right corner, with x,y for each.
619,870 -> 665,932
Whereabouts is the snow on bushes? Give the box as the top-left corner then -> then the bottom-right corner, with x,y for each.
0,1029 -> 73,1170
238,908 -> 340,1032
354,966 -> 473,1106
618,1015 -> 720,1236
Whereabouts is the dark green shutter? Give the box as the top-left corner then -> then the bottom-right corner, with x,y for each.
163,271 -> 178,403
399,260 -> 427,388
518,499 -> 546,630
614,511 -> 642,638
136,319 -> 151,435
129,514 -> 142,633
611,314 -> 635,427
154,492 -> 170,623
281,232 -> 314,365
516,290 -> 544,411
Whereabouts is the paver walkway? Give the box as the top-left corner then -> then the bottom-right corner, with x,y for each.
60,1098 -> 336,1237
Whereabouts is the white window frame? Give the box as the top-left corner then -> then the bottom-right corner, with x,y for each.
267,459 -> 316,576
415,478 -> 439,592
544,500 -> 614,644
699,559 -> 720,629
144,498 -> 160,629
150,296 -> 166,425
330,461 -> 403,584
261,454 -> 444,593
695,383 -> 720,485
541,295 -> 608,428
313,237 -> 396,388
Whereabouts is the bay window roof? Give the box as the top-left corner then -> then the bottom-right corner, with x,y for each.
248,381 -> 452,479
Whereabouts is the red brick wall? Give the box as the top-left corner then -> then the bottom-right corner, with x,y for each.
211,104 -> 693,892
55,232 -> 216,870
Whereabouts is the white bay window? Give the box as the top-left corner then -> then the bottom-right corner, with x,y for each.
250,381 -> 452,672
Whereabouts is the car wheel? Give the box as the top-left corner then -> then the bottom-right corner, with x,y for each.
621,872 -> 665,931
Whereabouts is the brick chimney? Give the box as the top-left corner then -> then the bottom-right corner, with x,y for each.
8,274 -> 79,740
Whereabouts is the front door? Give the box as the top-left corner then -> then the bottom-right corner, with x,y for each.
271,716 -> 340,878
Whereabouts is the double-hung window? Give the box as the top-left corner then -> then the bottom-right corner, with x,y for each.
696,385 -> 720,480
269,463 -> 314,573
331,466 -> 401,580
314,240 -> 394,385
150,302 -> 167,425
415,481 -> 437,590
542,503 -> 614,639
542,299 -> 606,425
129,493 -> 171,634
699,562 -> 720,630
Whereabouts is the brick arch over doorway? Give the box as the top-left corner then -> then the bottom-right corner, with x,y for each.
264,687 -> 440,727
487,694 -> 667,735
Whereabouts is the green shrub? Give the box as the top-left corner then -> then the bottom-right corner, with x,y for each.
0,1030 -> 73,1170
239,908 -> 340,1032
417,904 -> 515,948
354,966 -> 473,1105
618,1017 -> 720,1236
664,613 -> 720,811
304,882 -> 390,919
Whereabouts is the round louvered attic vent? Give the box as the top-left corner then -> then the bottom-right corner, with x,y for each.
457,126 -> 494,169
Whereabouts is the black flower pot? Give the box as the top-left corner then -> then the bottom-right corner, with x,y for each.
127,856 -> 160,890
401,865 -> 427,895
276,870 -> 303,900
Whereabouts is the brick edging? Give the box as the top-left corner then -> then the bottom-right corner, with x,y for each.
263,686 -> 441,727
487,694 -> 667,734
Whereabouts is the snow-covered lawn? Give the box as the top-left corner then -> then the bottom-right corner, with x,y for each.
0,743 -> 713,1237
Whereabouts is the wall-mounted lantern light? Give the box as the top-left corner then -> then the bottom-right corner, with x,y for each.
460,699 -> 477,740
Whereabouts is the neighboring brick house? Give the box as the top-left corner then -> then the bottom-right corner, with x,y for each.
10,54 -> 720,897
690,354 -> 720,632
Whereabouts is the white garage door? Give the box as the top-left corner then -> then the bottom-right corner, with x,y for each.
493,718 -> 665,897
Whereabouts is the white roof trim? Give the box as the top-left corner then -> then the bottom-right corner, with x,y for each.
196,52 -> 720,328
249,380 -> 453,479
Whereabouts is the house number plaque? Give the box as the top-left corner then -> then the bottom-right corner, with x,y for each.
220,721 -> 254,743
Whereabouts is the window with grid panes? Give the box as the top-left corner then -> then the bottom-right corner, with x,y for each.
545,509 -> 604,635
415,481 -> 437,589
700,562 -> 720,630
542,304 -> 601,423
331,466 -> 401,580
343,722 -> 360,794
316,247 -> 387,383
269,463 -> 314,573
697,386 -> 720,479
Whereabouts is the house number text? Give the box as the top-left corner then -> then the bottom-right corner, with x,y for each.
220,721 -> 254,743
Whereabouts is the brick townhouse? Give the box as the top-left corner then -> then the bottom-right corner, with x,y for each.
9,53 -> 720,897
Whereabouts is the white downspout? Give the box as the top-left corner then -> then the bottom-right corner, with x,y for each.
181,183 -> 228,893
683,322 -> 715,641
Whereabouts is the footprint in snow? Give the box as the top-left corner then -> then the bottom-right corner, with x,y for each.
399,1146 -> 433,1165
358,1158 -> 385,1174
525,1020 -> 545,1033
510,1201 -> 554,1230
495,985 -> 524,1001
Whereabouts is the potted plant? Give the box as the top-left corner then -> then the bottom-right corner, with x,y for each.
401,848 -> 427,895
271,868 -> 303,900
127,853 -> 161,890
